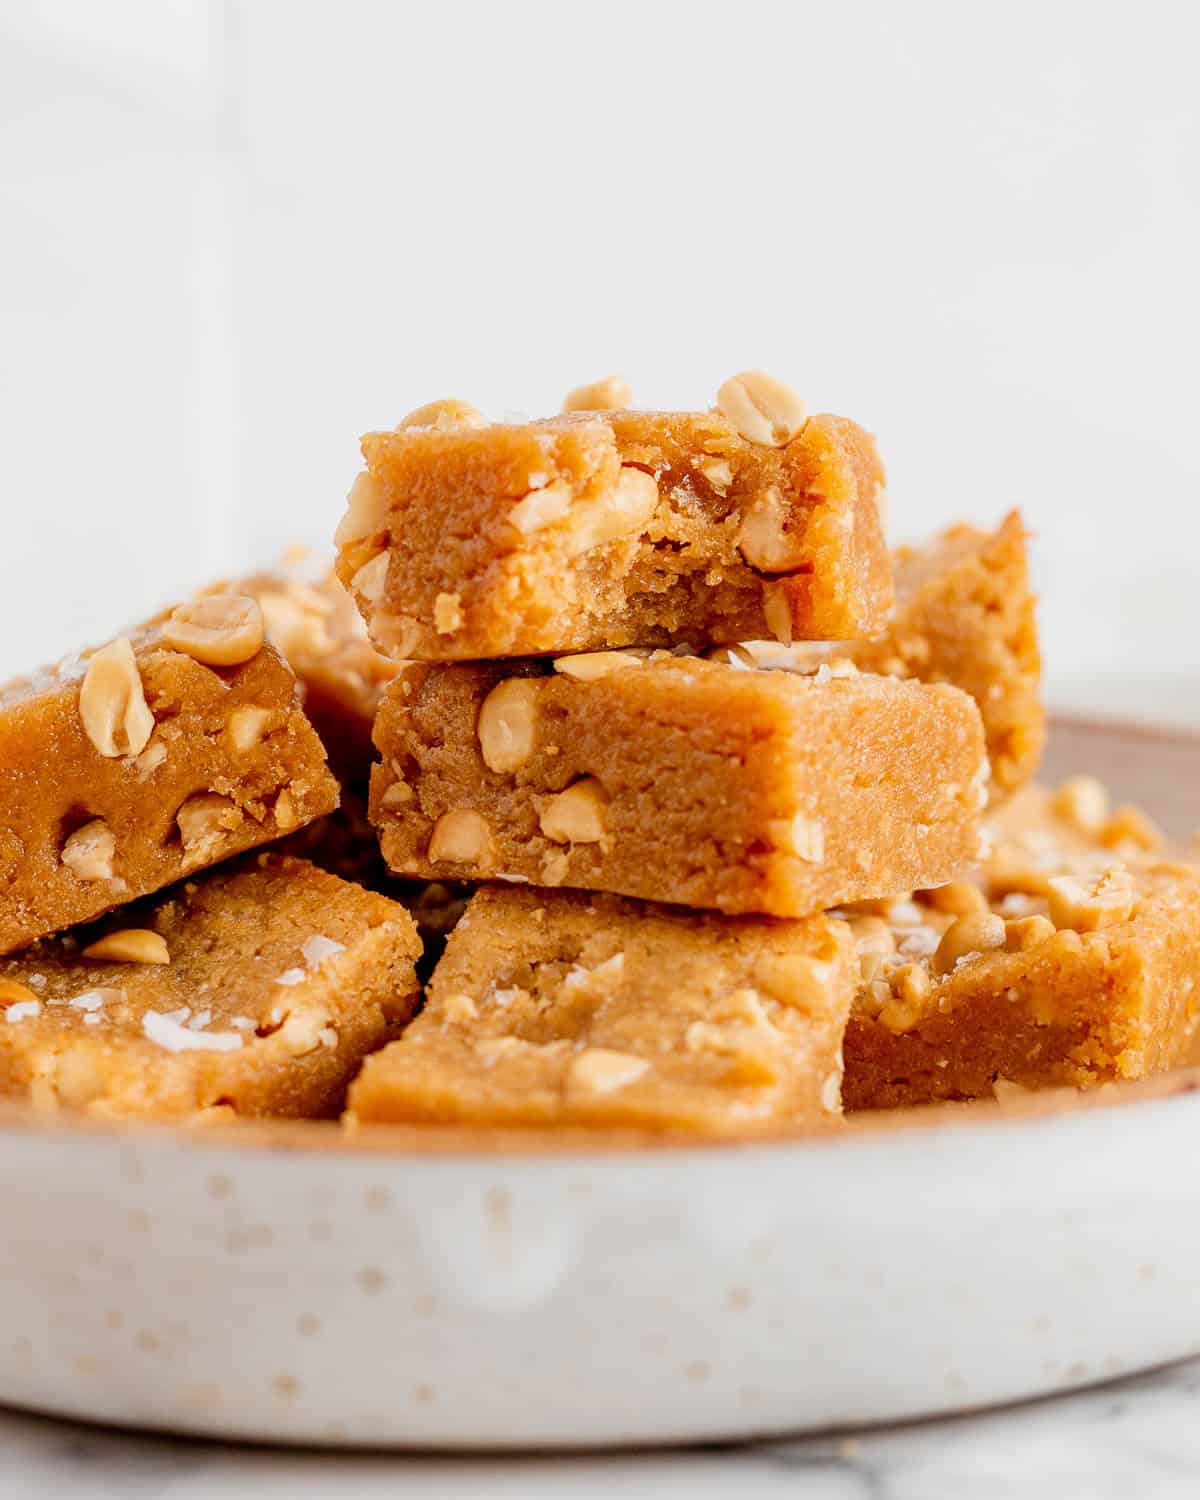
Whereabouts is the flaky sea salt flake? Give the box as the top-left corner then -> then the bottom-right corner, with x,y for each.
142,1011 -> 243,1054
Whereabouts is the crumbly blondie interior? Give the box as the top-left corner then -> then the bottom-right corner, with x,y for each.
334,381 -> 891,660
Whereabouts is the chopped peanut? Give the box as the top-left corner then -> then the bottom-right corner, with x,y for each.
566,1047 -> 649,1095
396,399 -> 485,432
561,467 -> 658,558
562,376 -> 631,413
1051,775 -> 1110,835
924,881 -> 989,917
1098,805 -> 1162,854
553,651 -> 645,681
539,778 -> 608,844
61,820 -> 116,882
334,470 -> 391,548
428,809 -> 492,865
1047,866 -> 1134,932
1004,914 -> 1057,951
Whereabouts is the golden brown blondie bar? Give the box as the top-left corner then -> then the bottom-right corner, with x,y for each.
835,513 -> 1042,800
369,654 -> 987,917
0,599 -> 339,954
334,376 -> 891,660
346,884 -> 855,1133
0,855 -> 420,1119
841,781 -> 1198,1108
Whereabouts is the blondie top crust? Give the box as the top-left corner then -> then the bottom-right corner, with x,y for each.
369,655 -> 987,918
0,855 -> 421,1120
841,783 -> 1196,1109
0,602 -> 339,955
346,884 -> 855,1134
334,383 -> 891,660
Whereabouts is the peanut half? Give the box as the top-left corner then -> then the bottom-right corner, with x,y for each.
82,929 -> 170,965
79,638 -> 155,759
562,376 -> 632,413
716,371 -> 807,447
477,679 -> 539,774
163,595 -> 264,668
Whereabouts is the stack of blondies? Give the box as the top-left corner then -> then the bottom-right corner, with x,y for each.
0,372 -> 1197,1130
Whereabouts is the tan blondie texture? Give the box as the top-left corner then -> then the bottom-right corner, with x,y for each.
369,655 -> 987,917
0,608 -> 339,954
278,792 -> 471,959
0,855 -> 421,1119
841,780 -> 1199,1109
346,884 -> 855,1133
227,569 -> 400,788
335,399 -> 891,659
838,513 -> 1042,800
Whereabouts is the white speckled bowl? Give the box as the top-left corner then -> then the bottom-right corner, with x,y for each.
1,714 -> 1198,1449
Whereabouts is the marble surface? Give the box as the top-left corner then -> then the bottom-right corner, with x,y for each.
0,1357 -> 1198,1498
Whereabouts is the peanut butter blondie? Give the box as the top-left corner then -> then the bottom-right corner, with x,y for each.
334,375 -> 891,660
369,655 -> 987,917
841,781 -> 1199,1108
842,513 -> 1042,799
987,776 -> 1165,878
0,600 -> 339,954
772,514 -> 1043,800
346,884 -> 855,1133
0,855 -> 421,1119
241,569 -> 399,787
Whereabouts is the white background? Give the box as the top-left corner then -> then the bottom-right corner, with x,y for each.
2,0 -> 1198,702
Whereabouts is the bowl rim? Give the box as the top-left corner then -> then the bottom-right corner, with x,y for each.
1,1062 -> 1198,1164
